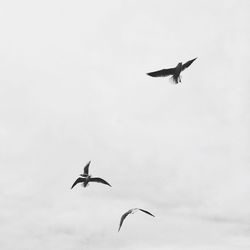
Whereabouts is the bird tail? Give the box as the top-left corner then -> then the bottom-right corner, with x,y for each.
169,75 -> 179,84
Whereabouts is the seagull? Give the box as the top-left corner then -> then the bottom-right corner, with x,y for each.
118,208 -> 155,232
71,161 -> 111,189
147,58 -> 197,84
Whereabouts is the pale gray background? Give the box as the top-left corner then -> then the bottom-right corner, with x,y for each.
0,0 -> 250,249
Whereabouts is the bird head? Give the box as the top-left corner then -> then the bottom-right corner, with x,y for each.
80,174 -> 88,177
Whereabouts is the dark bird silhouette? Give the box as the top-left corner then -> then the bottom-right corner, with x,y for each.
147,58 -> 197,84
118,208 -> 155,232
71,161 -> 111,189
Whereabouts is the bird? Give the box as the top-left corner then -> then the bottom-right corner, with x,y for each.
71,161 -> 112,189
147,58 -> 197,84
118,208 -> 155,232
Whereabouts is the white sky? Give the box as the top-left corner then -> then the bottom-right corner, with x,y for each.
0,0 -> 250,249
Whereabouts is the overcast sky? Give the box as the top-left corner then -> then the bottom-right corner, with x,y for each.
0,0 -> 250,249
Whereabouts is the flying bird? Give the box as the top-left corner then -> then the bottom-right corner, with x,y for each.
118,208 -> 155,232
71,161 -> 111,189
147,58 -> 197,84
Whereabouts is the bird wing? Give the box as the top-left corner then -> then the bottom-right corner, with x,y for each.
139,209 -> 155,217
181,58 -> 197,71
147,68 -> 175,77
118,210 -> 131,232
89,177 -> 112,187
83,161 -> 91,175
71,177 -> 85,189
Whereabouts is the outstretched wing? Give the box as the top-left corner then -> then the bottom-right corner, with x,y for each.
139,209 -> 155,217
71,177 -> 85,189
83,161 -> 91,175
118,211 -> 131,232
147,68 -> 175,77
89,177 -> 112,187
181,58 -> 197,71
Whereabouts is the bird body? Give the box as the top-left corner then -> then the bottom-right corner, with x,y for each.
71,161 -> 111,189
83,175 -> 91,187
176,62 -> 182,75
118,208 -> 155,232
147,58 -> 197,84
